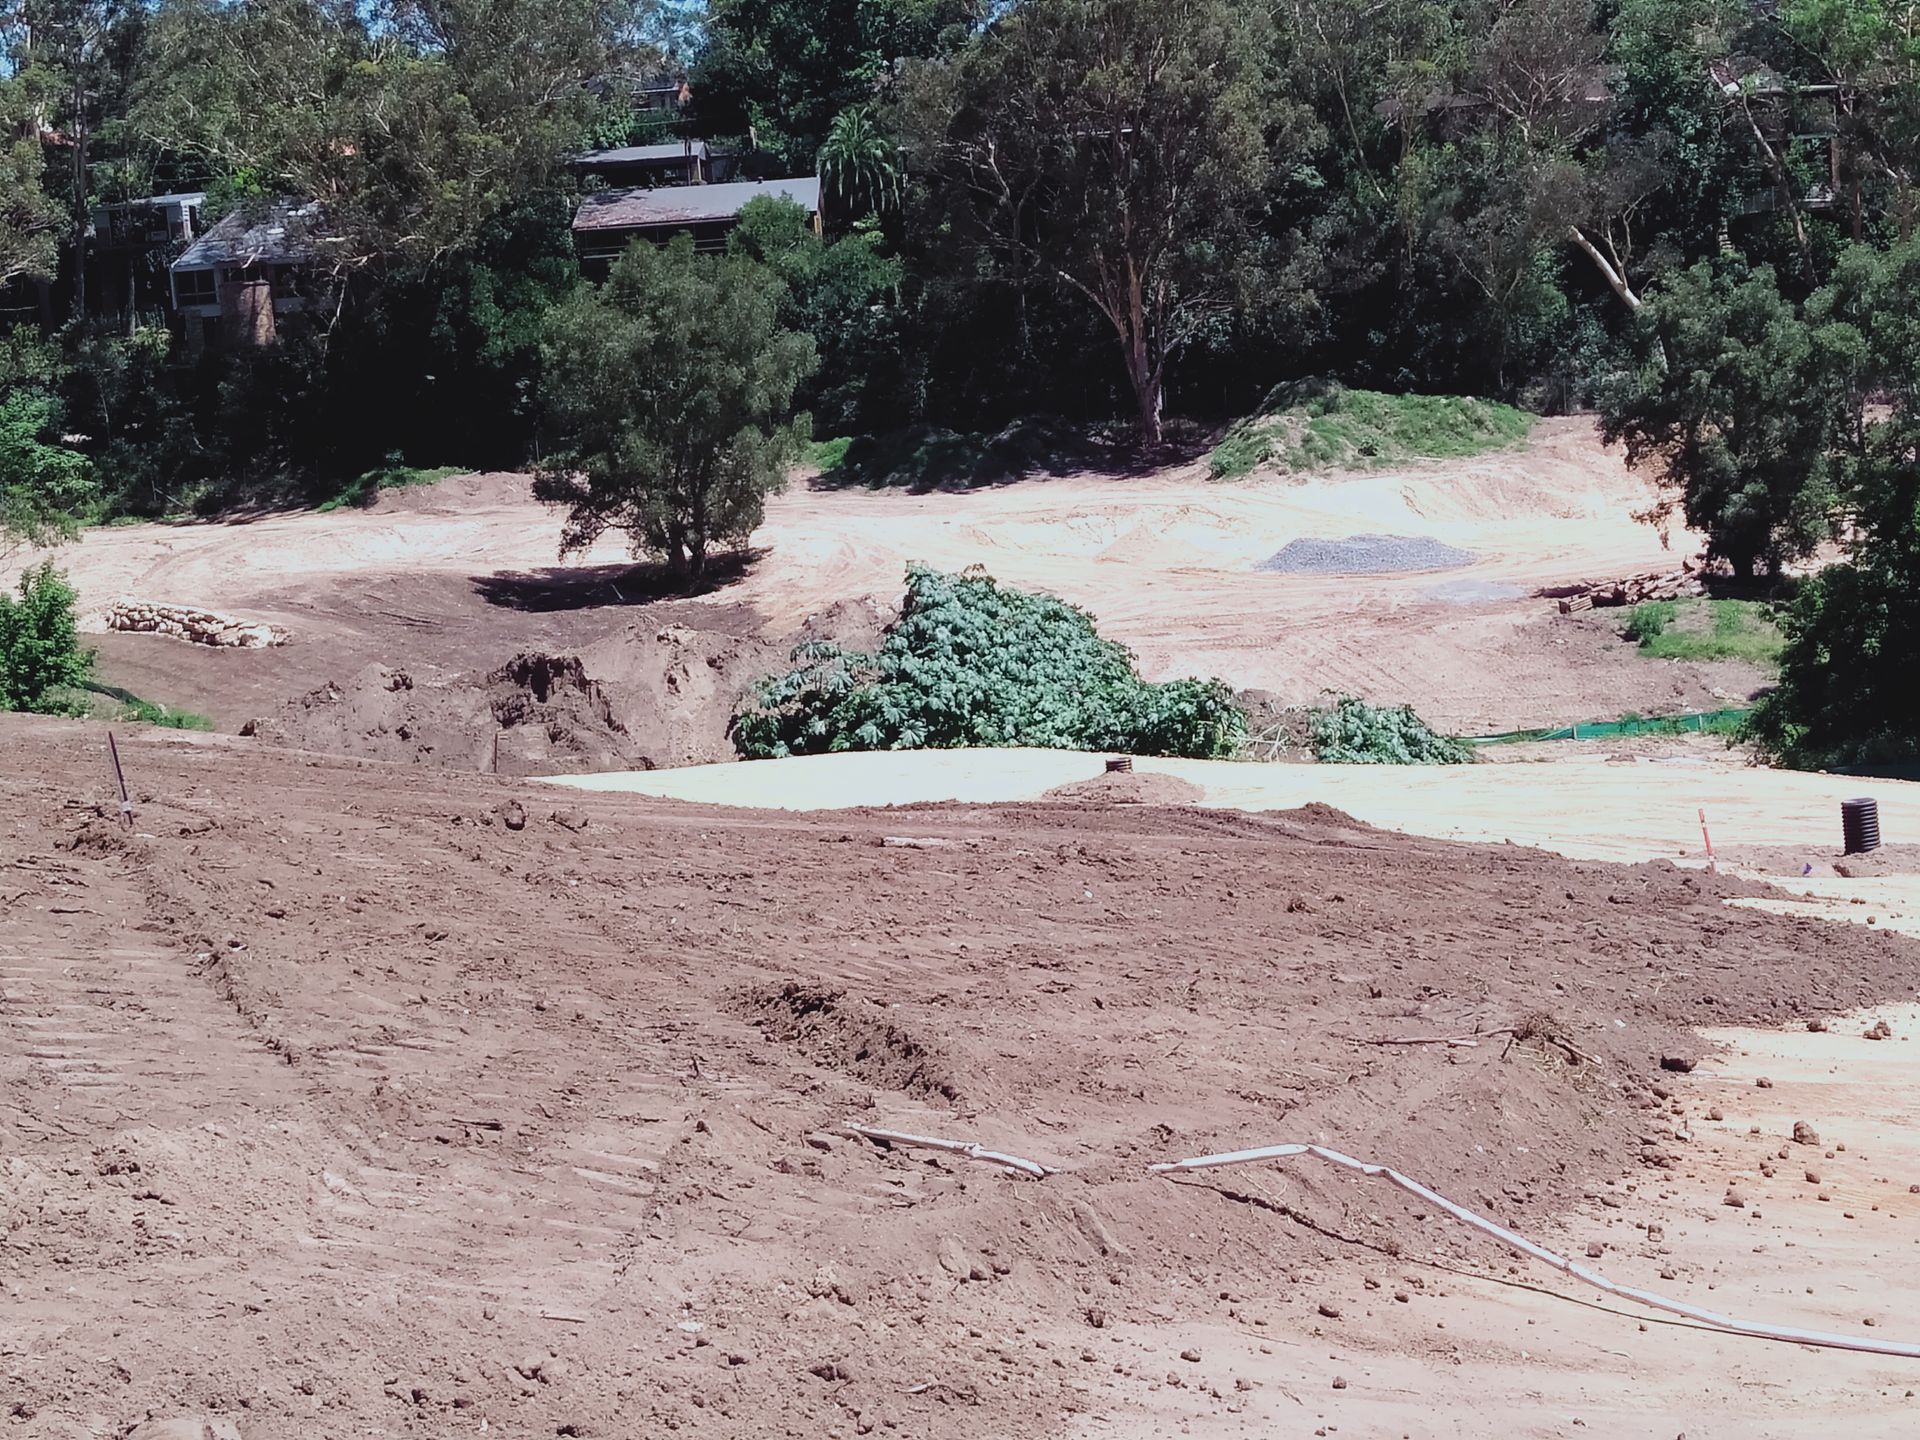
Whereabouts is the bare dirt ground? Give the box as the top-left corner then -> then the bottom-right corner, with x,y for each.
6,422 -> 1766,771
9,717 -> 1920,1438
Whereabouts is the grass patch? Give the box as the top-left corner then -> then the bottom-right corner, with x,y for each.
1632,599 -> 1782,665
316,461 -> 463,513
1623,600 -> 1677,643
1209,380 -> 1534,480
117,695 -> 214,729
804,436 -> 853,473
39,680 -> 216,729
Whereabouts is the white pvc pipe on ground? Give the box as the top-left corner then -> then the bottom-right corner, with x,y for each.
1151,1142 -> 1920,1360
842,1123 -> 1057,1179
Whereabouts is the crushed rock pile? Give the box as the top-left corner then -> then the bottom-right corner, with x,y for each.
1257,533 -> 1476,575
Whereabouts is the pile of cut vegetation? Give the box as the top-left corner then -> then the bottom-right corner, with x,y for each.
732,565 -> 1244,759
1210,379 -> 1533,480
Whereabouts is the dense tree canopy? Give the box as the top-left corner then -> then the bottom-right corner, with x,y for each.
535,234 -> 816,579
693,0 -> 983,170
4,0 -> 1920,759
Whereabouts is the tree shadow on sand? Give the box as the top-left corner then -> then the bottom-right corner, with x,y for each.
470,551 -> 763,613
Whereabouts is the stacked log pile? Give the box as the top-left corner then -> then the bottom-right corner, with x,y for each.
101,599 -> 291,648
1543,565 -> 1704,614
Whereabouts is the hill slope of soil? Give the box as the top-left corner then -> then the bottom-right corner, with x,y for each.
6,716 -> 1917,1438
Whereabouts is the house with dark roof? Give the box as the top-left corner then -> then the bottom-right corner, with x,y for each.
169,200 -> 329,346
571,177 -> 821,268
572,140 -> 712,187
92,192 -> 209,251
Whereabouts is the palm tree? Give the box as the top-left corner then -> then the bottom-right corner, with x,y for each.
817,107 -> 901,229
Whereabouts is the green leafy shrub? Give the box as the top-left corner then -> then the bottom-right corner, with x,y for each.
0,562 -> 94,714
805,436 -> 854,472
2,389 -> 99,552
1209,382 -> 1533,480
1749,554 -> 1920,768
733,566 -> 1246,759
1623,601 -> 1676,643
1308,696 -> 1475,765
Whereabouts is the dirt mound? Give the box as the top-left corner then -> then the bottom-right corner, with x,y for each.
366,468 -> 532,515
240,596 -> 897,775
1714,842 -> 1920,878
1042,769 -> 1206,805
12,717 -> 1920,1440
240,655 -> 643,775
739,981 -> 960,1101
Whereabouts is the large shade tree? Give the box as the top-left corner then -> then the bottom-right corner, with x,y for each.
535,236 -> 817,582
130,0 -> 667,270
905,0 -> 1280,443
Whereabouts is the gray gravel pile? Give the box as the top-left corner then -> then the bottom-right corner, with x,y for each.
1256,533 -> 1476,575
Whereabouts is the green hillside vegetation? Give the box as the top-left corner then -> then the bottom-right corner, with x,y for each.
1624,599 -> 1783,666
1210,383 -> 1534,480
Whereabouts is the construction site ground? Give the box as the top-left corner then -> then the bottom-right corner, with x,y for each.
7,423 -> 1918,1438
7,719 -> 1920,1439
12,420 -> 1762,767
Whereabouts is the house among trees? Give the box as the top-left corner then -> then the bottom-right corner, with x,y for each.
92,192 -> 208,251
87,192 -> 209,318
571,176 -> 821,268
168,200 -> 327,347
634,70 -> 692,116
571,139 -> 724,188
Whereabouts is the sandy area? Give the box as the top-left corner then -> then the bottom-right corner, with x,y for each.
5,421 -> 1764,737
542,741 -> 1907,862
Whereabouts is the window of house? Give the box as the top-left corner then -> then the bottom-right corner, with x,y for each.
174,268 -> 216,304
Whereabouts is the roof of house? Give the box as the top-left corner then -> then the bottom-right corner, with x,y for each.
101,191 -> 209,210
573,142 -> 710,167
173,200 -> 326,271
572,177 -> 821,232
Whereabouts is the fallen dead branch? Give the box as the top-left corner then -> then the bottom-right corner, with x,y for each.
1149,1142 -> 1920,1359
1359,1028 -> 1516,1049
1354,1021 -> 1600,1066
842,1123 -> 1056,1179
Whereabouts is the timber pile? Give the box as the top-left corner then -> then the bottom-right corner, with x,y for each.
1542,565 -> 1703,614
100,599 -> 290,648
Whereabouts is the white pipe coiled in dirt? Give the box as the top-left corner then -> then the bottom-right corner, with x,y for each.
1151,1142 -> 1920,1360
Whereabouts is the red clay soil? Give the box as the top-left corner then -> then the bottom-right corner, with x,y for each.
228,598 -> 893,775
5,718 -> 1919,1439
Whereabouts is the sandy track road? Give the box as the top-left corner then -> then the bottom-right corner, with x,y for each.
6,423 -> 1761,737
